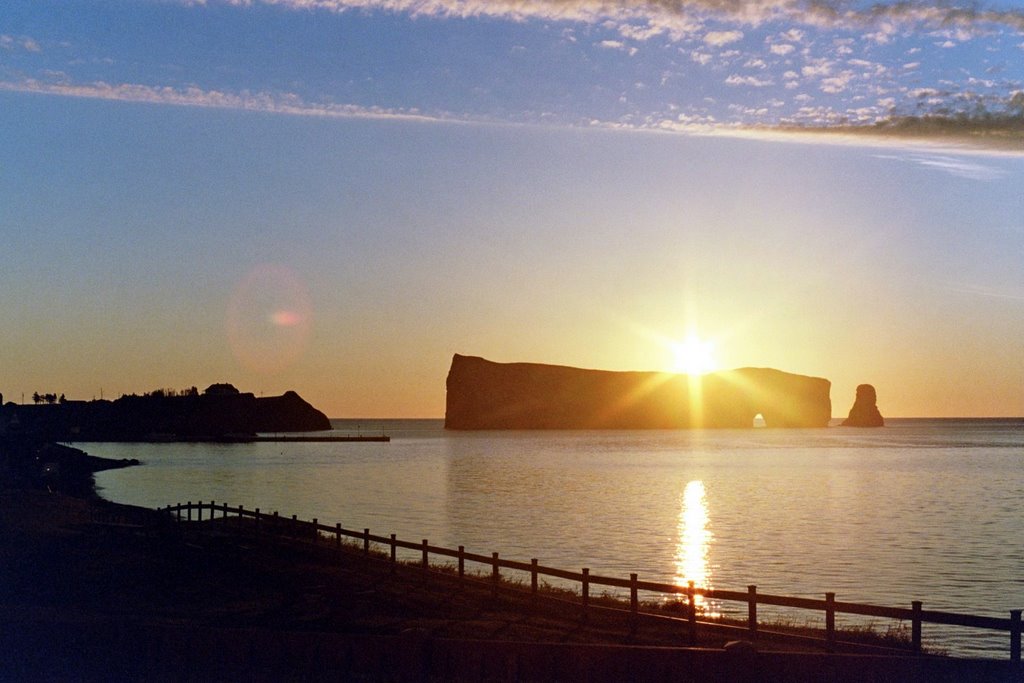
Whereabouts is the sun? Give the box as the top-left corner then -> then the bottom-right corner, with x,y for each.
670,335 -> 718,375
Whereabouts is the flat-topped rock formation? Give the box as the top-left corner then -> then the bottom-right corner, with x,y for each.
841,384 -> 885,427
445,354 -> 831,429
0,384 -> 330,441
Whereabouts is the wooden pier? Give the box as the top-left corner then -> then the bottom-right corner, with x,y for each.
65,433 -> 390,444
249,434 -> 390,443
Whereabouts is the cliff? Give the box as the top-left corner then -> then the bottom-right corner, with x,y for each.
0,386 -> 330,441
445,355 -> 831,429
841,384 -> 884,427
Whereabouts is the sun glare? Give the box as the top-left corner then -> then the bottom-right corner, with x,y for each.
670,335 -> 717,375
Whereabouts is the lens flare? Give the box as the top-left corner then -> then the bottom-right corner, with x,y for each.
269,310 -> 304,327
226,264 -> 312,374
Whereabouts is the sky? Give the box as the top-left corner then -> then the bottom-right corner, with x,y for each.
1,0 -> 1023,418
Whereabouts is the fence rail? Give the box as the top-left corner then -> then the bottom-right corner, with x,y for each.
162,500 -> 1022,663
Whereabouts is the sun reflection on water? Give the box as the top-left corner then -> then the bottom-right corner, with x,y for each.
674,480 -> 717,615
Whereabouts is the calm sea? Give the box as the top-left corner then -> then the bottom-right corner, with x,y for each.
89,418 -> 1023,658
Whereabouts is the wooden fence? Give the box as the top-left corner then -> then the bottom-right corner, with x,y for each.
162,500 -> 1022,663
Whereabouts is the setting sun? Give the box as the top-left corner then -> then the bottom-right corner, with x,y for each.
670,335 -> 718,375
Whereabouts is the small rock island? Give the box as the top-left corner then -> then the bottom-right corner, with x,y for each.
0,383 -> 331,441
841,384 -> 885,427
445,354 -> 832,429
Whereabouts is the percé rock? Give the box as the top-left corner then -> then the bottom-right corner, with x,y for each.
841,384 -> 884,427
445,354 -> 831,429
0,386 -> 330,441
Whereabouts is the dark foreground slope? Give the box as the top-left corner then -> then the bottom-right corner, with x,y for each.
2,489 -> 1015,682
446,354 -> 831,429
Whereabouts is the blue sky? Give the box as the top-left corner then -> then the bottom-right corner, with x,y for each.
1,0 -> 1023,416
6,0 -> 1024,137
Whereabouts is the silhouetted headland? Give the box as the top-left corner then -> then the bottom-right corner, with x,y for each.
0,383 -> 331,442
841,384 -> 885,427
445,354 -> 832,429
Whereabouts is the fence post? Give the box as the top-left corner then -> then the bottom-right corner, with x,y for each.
363,528 -> 370,554
825,593 -> 836,648
390,534 -> 396,570
687,581 -> 697,642
532,559 -> 539,596
187,501 -> 192,522
198,501 -> 203,522
1010,610 -> 1020,664
912,601 -> 922,655
582,568 -> 590,612
491,552 -> 500,597
422,539 -> 429,570
748,585 -> 758,640
630,573 -> 639,616
458,546 -> 465,584
238,505 -> 244,528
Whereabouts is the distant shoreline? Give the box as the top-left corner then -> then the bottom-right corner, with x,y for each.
325,416 -> 1024,424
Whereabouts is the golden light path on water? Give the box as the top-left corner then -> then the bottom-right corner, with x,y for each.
674,480 -> 719,616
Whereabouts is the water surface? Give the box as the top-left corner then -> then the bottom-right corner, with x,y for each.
91,418 -> 1024,658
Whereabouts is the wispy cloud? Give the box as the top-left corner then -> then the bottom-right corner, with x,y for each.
704,30 -> 744,47
909,154 -> 1008,179
947,283 -> 1024,301
214,0 -> 1024,38
0,79 -> 445,122
782,114 -> 1024,154
872,152 -> 1008,179
6,75 -> 1024,156
1,34 -> 41,52
725,74 -> 773,87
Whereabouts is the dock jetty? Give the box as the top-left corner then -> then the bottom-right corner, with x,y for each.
62,432 -> 390,444
250,434 -> 390,443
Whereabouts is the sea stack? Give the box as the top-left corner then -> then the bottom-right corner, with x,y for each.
445,354 -> 832,429
841,384 -> 884,427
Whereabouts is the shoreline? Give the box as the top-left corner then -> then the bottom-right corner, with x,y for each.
1,440 -> 1018,680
